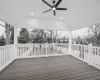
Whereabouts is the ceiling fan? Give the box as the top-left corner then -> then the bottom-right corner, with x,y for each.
42,0 -> 67,16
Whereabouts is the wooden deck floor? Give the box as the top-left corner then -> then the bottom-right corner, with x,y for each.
0,56 -> 100,80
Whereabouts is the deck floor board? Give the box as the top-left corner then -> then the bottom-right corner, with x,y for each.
0,55 -> 100,80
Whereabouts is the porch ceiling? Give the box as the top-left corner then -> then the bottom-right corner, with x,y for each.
0,0 -> 100,31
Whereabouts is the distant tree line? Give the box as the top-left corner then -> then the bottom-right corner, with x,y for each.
18,28 -> 59,43
0,27 -> 70,46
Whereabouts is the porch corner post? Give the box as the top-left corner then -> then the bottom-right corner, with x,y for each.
14,27 -> 18,58
88,44 -> 93,65
68,31 -> 72,55
14,27 -> 18,44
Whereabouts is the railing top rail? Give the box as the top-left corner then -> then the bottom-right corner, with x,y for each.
71,44 -> 89,47
17,43 -> 53,45
2,43 -> 100,50
92,46 -> 100,49
0,44 -> 14,48
57,43 -> 68,45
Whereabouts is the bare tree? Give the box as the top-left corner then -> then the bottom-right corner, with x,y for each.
48,30 -> 54,43
30,29 -> 59,43
88,24 -> 100,46
30,29 -> 44,43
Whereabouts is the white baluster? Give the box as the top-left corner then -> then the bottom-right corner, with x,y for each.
5,48 -> 7,64
0,48 -> 1,68
0,48 -> 2,67
2,48 -> 4,66
45,43 -> 48,57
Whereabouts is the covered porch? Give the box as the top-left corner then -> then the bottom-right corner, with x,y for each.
0,0 -> 100,80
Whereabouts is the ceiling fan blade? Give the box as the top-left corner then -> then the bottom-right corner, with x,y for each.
55,0 -> 62,7
42,0 -> 53,8
53,10 -> 56,16
56,8 -> 67,10
43,9 -> 52,13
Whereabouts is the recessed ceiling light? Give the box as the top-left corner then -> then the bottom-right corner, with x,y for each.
30,12 -> 34,16
61,17 -> 63,20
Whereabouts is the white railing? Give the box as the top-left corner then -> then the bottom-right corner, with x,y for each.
57,43 -> 100,70
17,44 -> 32,56
17,43 -> 100,70
71,44 -> 89,62
18,43 -> 65,58
1,43 -> 100,72
92,46 -> 100,69
0,44 -> 33,71
0,45 -> 15,71
18,44 -> 46,58
71,44 -> 100,70
56,43 -> 69,54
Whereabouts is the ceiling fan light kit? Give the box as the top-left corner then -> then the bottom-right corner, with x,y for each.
42,0 -> 67,16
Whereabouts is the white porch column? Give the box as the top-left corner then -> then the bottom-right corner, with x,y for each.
68,31 -> 72,55
14,27 -> 18,44
88,44 -> 93,65
14,27 -> 18,58
55,30 -> 57,50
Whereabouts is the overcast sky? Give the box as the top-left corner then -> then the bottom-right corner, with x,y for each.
57,27 -> 88,38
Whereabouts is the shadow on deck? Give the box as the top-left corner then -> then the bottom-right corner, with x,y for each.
0,55 -> 100,80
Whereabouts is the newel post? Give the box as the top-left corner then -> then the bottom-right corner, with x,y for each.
68,31 -> 72,55
88,44 -> 92,65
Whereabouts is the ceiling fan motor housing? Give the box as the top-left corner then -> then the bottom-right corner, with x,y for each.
42,0 -> 67,16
